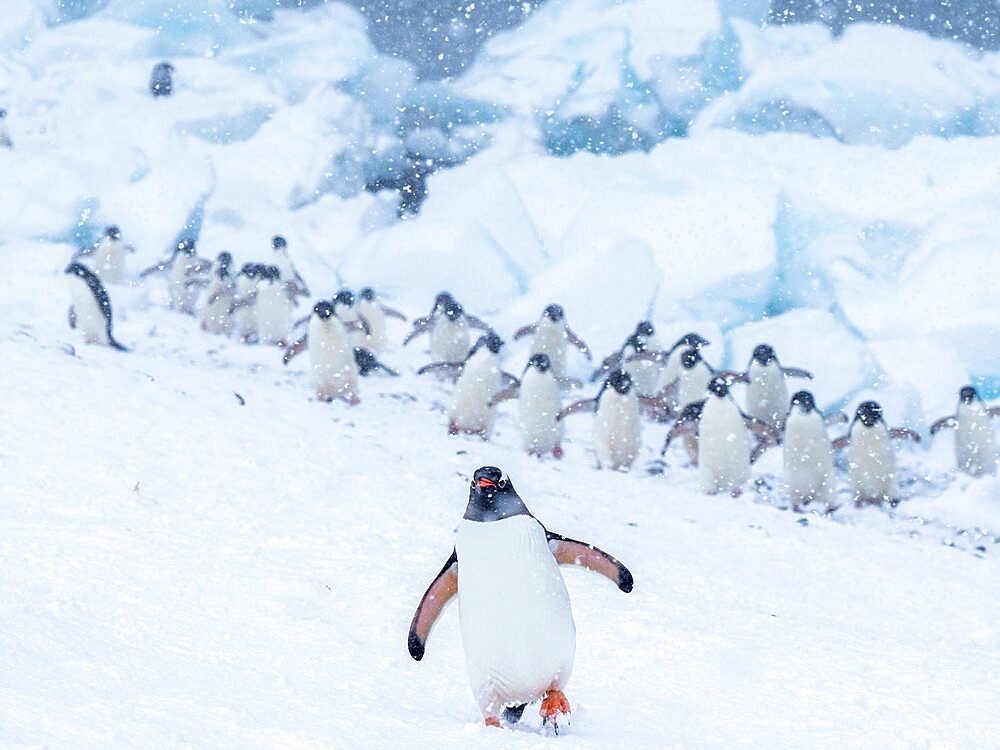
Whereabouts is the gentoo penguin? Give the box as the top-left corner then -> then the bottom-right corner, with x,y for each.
200,252 -> 234,335
736,344 -> 813,431
783,390 -> 838,511
930,386 -> 1000,477
408,466 -> 633,730
65,262 -> 127,351
356,286 -> 406,354
139,238 -> 211,314
89,225 -> 130,285
490,353 -> 565,458
403,292 -> 491,362
661,376 -> 776,495
231,263 -> 262,343
352,347 -> 399,378
622,322 -> 663,397
283,299 -> 360,404
268,235 -> 310,303
512,304 -> 591,384
653,333 -> 711,410
419,332 -> 517,437
832,401 -> 921,506
330,289 -> 367,348
559,370 -> 643,471
149,61 -> 174,97
255,265 -> 292,346
0,108 -> 12,148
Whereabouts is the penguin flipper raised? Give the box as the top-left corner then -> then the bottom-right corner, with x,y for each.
416,361 -> 464,381
380,303 -> 407,321
512,323 -> 536,340
556,397 -> 596,421
889,427 -> 921,443
283,335 -> 308,365
408,550 -> 459,661
402,316 -> 432,345
781,366 -> 814,380
546,531 -> 633,593
565,327 -> 591,361
929,415 -> 957,435
662,401 -> 704,456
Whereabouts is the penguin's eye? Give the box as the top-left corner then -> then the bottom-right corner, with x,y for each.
498,477 -> 508,489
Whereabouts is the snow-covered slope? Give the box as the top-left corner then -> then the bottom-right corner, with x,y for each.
2,0 -> 1000,747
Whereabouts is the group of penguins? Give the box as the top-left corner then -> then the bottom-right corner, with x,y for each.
65,225 -> 1000,512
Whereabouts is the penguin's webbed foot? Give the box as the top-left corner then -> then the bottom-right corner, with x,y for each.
552,444 -> 564,459
484,716 -> 501,728
540,690 -> 570,734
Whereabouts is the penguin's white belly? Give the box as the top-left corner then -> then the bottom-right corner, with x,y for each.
309,318 -> 357,400
679,366 -> 712,411
358,300 -> 387,353
169,262 -> 201,314
746,367 -> 788,427
699,400 -> 750,493
431,319 -> 469,363
530,324 -> 567,379
625,358 -> 660,397
594,391 -> 641,470
233,280 -> 258,339
783,414 -> 835,506
456,516 -> 575,716
95,239 -> 126,285
69,277 -> 108,345
848,426 -> 896,501
450,357 -> 501,433
657,350 -> 685,409
256,285 -> 291,345
518,372 -> 563,454
200,282 -> 233,335
955,408 -> 997,477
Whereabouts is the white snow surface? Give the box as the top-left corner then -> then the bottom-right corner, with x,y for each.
2,1 -> 1000,747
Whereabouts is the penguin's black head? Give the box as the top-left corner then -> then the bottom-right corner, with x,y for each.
314,300 -> 335,320
752,343 -> 776,366
262,265 -> 280,281
680,347 -> 701,370
215,251 -> 232,277
543,304 -> 564,322
625,333 -> 648,353
855,400 -> 883,428
104,225 -> 122,240
465,466 -> 529,522
607,369 -> 633,395
271,235 -> 287,250
443,299 -> 463,321
527,353 -> 551,372
241,262 -> 259,278
358,287 -> 375,302
707,375 -> 729,398
471,332 -> 504,357
334,289 -> 355,308
635,320 -> 655,338
157,61 -> 174,73
177,238 -> 196,256
680,332 -> 709,350
790,390 -> 815,414
959,386 -> 979,404
434,291 -> 455,311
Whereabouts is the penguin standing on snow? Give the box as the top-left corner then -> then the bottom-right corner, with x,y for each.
652,333 -> 711,412
356,286 -> 406,354
734,343 -> 813,431
75,225 -> 132,285
268,235 -> 310,303
254,265 -> 292,346
231,263 -> 262,343
65,262 -> 128,352
661,376 -> 776,495
512,304 -> 591,384
408,466 -> 633,731
139,237 -> 212,314
418,332 -> 518,438
559,370 -> 645,471
149,61 -> 174,97
782,390 -> 840,512
200,252 -> 235,335
404,292 -> 491,363
929,386 -> 1000,477
832,401 -> 921,506
490,353 -> 565,458
284,299 -> 360,404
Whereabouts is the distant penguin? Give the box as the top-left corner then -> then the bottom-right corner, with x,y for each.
653,333 -> 711,410
930,386 -> 1000,477
149,61 -> 174,97
356,286 -> 406,354
139,237 -> 211,314
622,321 -> 662,397
90,225 -> 129,285
65,262 -> 127,351
512,304 -> 591,383
408,466 -> 633,730
560,370 -> 642,471
231,263 -> 262,343
833,401 -> 921,506
662,376 -> 776,495
283,299 -> 360,404
675,347 -> 717,416
331,289 -> 367,348
0,108 -> 12,148
268,235 -> 310,303
738,344 -> 813,430
404,291 -> 491,361
491,353 -> 565,458
255,265 -> 292,346
200,252 -> 234,335
783,390 -> 837,511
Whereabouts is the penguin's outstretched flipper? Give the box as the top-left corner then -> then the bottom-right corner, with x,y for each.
546,531 -> 633,592
353,347 -> 399,377
417,361 -> 464,381
407,550 -> 459,661
402,316 -> 432,345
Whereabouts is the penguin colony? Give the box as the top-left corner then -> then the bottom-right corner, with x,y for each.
65,226 -> 1000,512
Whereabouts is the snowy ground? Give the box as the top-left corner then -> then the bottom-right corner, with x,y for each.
2,1 -> 1000,747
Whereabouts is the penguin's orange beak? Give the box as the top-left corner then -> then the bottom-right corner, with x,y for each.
476,478 -> 496,489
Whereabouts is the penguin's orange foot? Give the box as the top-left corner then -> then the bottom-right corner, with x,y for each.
552,444 -> 564,459
448,420 -> 459,436
540,690 -> 570,733
484,717 -> 501,728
